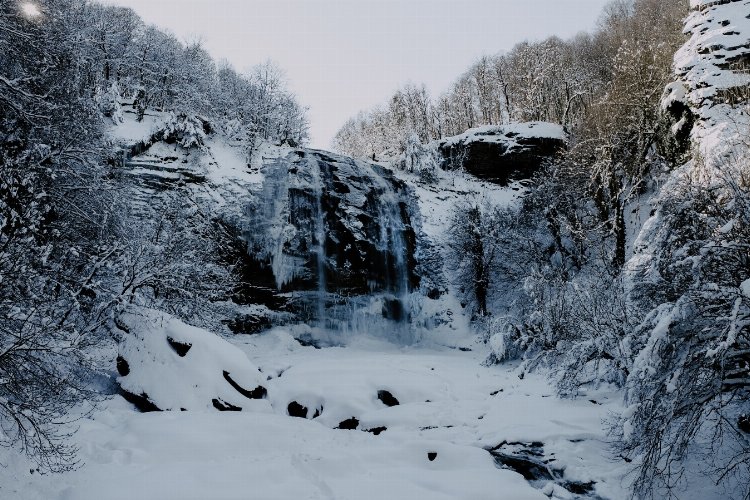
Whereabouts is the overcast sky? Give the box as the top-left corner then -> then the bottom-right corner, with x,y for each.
105,0 -> 613,148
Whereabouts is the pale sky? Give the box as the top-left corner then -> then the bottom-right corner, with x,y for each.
106,0 -> 614,148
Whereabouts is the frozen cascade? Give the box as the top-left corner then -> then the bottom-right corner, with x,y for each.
311,156 -> 328,328
375,177 -> 411,322
243,149 -> 419,343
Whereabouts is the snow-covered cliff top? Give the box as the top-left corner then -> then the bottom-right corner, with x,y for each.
438,122 -> 566,148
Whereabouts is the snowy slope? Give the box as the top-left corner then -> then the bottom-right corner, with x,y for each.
5,314 -> 628,500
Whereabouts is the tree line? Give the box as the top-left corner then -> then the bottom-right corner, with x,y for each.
332,0 -> 685,162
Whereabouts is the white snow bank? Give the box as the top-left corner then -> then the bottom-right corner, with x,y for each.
25,400 -> 543,500
106,105 -> 168,145
117,308 -> 267,411
5,328 -> 630,500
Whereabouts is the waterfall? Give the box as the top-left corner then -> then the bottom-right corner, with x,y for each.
245,150 -> 419,344
312,159 -> 328,328
377,186 -> 410,323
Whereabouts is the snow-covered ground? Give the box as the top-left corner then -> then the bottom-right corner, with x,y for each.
4,314 -> 627,500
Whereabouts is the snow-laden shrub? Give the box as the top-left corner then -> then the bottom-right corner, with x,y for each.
483,316 -> 526,365
162,112 -> 208,148
94,82 -> 123,125
616,158 -> 750,498
222,118 -> 245,143
399,133 -> 441,183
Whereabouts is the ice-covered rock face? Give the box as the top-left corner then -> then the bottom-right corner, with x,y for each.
241,149 -> 420,341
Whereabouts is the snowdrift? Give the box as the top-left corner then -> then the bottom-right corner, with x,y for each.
115,308 -> 267,412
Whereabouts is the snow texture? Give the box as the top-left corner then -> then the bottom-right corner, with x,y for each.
116,308 -> 266,411
5,315 -> 628,500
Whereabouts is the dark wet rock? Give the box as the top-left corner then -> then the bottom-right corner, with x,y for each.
428,452 -> 438,462
287,401 -> 309,418
377,390 -> 400,407
116,355 -> 130,376
223,371 -> 266,400
212,398 -> 242,411
488,441 -> 600,497
490,449 -> 554,481
365,426 -> 387,435
562,480 -> 597,495
382,297 -> 408,322
437,123 -> 566,185
287,401 -> 322,419
166,336 -> 192,357
739,414 -> 750,433
120,388 -> 161,412
336,417 -> 359,430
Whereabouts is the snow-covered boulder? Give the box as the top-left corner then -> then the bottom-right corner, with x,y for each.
436,122 -> 566,185
115,308 -> 268,412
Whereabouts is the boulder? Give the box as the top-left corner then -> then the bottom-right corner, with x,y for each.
437,122 -> 566,185
115,308 -> 266,412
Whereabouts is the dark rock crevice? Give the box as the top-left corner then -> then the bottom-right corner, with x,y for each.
488,441 -> 599,498
222,371 -> 267,400
120,388 -> 161,413
166,336 -> 192,357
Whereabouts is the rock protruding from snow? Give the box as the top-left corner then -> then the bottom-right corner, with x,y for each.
436,122 -> 566,185
116,308 -> 267,412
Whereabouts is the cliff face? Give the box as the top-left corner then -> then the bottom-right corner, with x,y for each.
242,149 -> 420,336
663,0 -> 750,161
110,108 -> 424,342
436,122 -> 566,185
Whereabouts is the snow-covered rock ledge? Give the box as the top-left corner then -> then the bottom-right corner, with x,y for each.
436,122 -> 566,185
665,0 -> 750,163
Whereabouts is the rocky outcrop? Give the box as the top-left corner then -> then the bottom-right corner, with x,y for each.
437,122 -> 566,185
243,149 -> 420,334
664,0 -> 750,163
